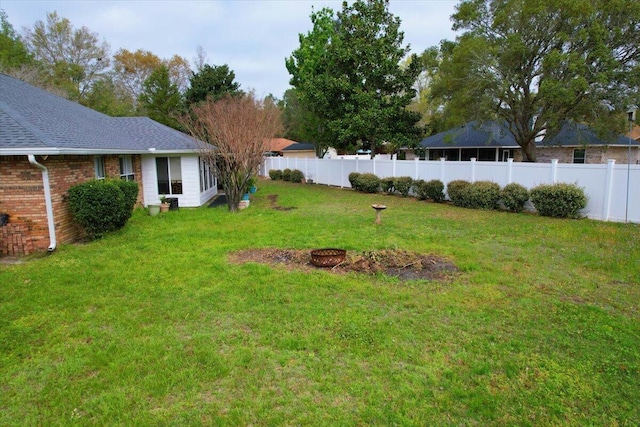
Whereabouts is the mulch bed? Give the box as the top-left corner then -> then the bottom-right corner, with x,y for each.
229,248 -> 459,281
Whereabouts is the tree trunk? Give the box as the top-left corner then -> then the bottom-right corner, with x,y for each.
521,139 -> 537,162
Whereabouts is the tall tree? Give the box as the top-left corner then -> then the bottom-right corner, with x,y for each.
112,48 -> 162,100
430,0 -> 640,162
181,94 -> 283,212
138,65 -> 183,129
281,88 -> 335,156
0,10 -> 32,71
286,0 -> 423,157
185,64 -> 242,106
83,76 -> 136,117
22,11 -> 110,100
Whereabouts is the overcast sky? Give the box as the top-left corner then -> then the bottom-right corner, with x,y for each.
2,0 -> 459,98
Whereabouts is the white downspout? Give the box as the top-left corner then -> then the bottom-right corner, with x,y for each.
28,155 -> 57,252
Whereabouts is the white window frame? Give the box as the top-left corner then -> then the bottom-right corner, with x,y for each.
119,156 -> 135,181
156,156 -> 183,195
94,156 -> 106,180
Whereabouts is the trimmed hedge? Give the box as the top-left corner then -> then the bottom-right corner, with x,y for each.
465,181 -> 501,209
348,172 -> 361,190
268,169 -> 282,180
355,173 -> 381,193
282,168 -> 292,181
422,180 -> 445,202
501,183 -> 530,213
447,180 -> 471,207
394,176 -> 413,197
381,177 -> 395,194
290,169 -> 304,183
113,179 -> 139,227
68,179 -> 136,239
530,183 -> 587,218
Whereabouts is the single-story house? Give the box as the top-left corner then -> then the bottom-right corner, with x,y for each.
0,73 -> 218,255
282,142 -> 316,158
264,138 -> 296,156
408,121 -> 639,163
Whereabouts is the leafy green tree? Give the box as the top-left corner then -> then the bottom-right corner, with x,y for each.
22,11 -> 110,100
281,88 -> 335,156
429,0 -> 640,162
139,65 -> 183,129
0,10 -> 33,70
286,0 -> 423,157
82,76 -> 136,117
185,64 -> 242,105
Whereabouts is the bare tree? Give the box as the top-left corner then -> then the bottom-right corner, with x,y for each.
182,93 -> 283,212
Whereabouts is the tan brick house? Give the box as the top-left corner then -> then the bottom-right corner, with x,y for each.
1,74 -> 217,256
410,121 -> 639,163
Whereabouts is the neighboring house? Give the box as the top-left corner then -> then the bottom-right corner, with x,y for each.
264,138 -> 296,157
0,74 -> 218,256
409,121 -> 639,164
282,142 -> 316,158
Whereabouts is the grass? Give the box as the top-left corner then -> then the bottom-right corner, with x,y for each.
1,179 -> 639,426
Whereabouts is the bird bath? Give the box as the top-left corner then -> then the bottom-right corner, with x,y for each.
372,204 -> 387,225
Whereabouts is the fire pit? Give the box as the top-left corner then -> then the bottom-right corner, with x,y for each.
310,248 -> 346,267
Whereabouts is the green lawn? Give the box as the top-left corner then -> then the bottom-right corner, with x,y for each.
1,180 -> 639,426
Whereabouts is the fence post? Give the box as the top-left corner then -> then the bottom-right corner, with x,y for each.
356,156 -> 359,172
506,158 -> 513,184
392,157 -> 397,178
602,159 -> 616,221
440,158 -> 446,184
414,157 -> 419,180
551,159 -> 558,183
373,156 -> 377,176
470,158 -> 477,183
341,157 -> 344,188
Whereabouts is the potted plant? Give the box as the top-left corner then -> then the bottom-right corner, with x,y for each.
248,175 -> 257,194
159,195 -> 170,213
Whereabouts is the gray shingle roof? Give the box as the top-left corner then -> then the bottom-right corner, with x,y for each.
283,142 -> 315,151
420,121 -> 638,148
0,73 -> 199,154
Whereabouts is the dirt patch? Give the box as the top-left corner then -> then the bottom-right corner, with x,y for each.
267,194 -> 296,211
229,248 -> 459,281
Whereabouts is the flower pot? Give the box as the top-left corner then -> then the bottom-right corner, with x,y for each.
148,205 -> 160,216
249,185 -> 257,194
160,203 -> 170,213
242,193 -> 250,201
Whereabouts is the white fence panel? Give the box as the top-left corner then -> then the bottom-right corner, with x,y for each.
262,157 -> 639,223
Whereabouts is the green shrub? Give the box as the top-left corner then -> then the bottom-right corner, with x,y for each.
282,168 -> 292,181
290,169 -> 304,183
355,173 -> 381,193
412,179 -> 428,200
447,180 -> 471,207
268,169 -> 282,180
348,172 -> 362,190
381,177 -> 395,194
67,179 -> 128,239
465,181 -> 501,209
394,176 -> 414,197
501,183 -> 530,213
530,183 -> 587,218
424,179 -> 445,202
112,179 -> 139,227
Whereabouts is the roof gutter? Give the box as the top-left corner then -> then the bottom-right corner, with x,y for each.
27,155 -> 57,252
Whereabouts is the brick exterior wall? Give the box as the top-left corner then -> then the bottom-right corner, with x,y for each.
0,154 -> 144,256
536,146 -> 640,164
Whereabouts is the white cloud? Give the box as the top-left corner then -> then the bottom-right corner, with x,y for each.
2,0 -> 459,97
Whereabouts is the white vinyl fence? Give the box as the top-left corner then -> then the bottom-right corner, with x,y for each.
261,157 -> 640,223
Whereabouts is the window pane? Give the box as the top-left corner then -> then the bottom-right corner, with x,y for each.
94,156 -> 105,179
156,157 -> 170,194
169,157 -> 183,194
573,149 -> 586,164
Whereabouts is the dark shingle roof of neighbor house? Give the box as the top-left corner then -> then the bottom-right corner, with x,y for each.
0,73 -> 199,155
282,142 -> 315,151
419,121 -> 638,149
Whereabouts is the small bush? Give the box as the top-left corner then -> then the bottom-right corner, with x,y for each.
501,183 -> 530,213
268,169 -> 282,180
112,179 -> 139,227
68,179 -> 128,239
394,176 -> 414,197
530,183 -> 587,218
447,180 -> 472,207
282,168 -> 292,181
348,172 -> 361,190
424,179 -> 445,202
465,181 -> 501,209
412,179 -> 428,200
290,169 -> 304,183
381,177 -> 395,194
355,173 -> 381,193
